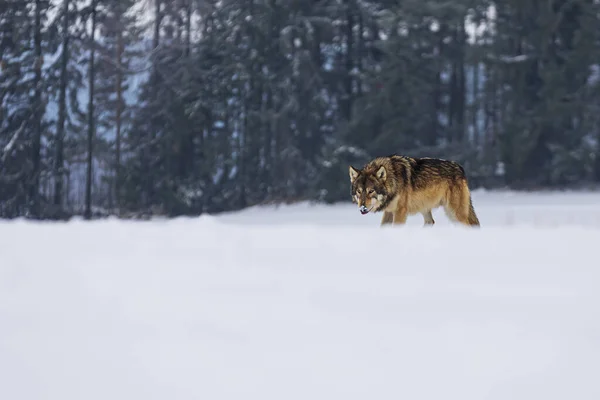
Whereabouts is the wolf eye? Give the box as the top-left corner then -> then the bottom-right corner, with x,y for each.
368,189 -> 375,194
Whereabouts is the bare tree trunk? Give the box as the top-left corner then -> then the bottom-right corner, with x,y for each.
85,1 -> 97,220
143,0 -> 161,208
457,20 -> 466,143
153,0 -> 161,52
31,0 -> 43,217
343,0 -> 354,121
472,37 -> 480,147
356,10 -> 363,98
429,32 -> 444,147
115,21 -> 123,211
185,0 -> 192,57
55,0 -> 69,208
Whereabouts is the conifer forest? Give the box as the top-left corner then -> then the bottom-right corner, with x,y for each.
1,0 -> 600,219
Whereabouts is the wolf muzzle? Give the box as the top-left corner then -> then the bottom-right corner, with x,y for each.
359,205 -> 373,215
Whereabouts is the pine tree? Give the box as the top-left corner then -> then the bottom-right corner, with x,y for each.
0,0 -> 53,218
45,0 -> 87,215
491,0 -> 600,187
82,0 -> 98,219
94,0 -> 142,211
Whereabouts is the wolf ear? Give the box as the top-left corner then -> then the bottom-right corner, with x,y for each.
349,166 -> 360,182
376,166 -> 387,181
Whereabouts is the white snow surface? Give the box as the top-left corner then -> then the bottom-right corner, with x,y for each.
1,190 -> 600,400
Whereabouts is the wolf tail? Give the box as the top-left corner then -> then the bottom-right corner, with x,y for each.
446,179 -> 481,228
467,196 -> 480,227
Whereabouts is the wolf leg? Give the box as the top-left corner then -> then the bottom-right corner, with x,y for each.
422,210 -> 435,226
393,208 -> 407,225
381,211 -> 393,226
446,180 -> 480,227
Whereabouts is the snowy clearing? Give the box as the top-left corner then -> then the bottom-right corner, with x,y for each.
1,190 -> 600,400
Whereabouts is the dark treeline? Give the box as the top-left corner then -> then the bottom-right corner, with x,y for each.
1,0 -> 600,219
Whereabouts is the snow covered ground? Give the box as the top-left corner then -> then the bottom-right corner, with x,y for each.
1,190 -> 600,400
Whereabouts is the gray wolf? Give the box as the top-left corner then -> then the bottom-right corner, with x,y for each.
349,155 -> 480,227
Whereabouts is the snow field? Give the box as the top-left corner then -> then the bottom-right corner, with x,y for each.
1,190 -> 600,400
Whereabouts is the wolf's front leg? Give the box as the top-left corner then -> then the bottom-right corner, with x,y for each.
393,208 -> 407,225
380,211 -> 393,226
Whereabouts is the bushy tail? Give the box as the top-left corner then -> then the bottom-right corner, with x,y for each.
447,180 -> 481,228
467,196 -> 480,227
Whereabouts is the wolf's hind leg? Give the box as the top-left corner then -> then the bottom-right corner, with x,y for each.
445,180 -> 480,227
422,210 -> 435,226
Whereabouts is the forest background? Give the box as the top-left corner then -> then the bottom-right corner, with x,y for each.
1,0 -> 599,219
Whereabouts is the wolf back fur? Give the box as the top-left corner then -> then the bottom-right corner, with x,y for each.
349,155 -> 480,227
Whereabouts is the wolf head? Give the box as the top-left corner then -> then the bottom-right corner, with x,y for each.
349,164 -> 388,215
